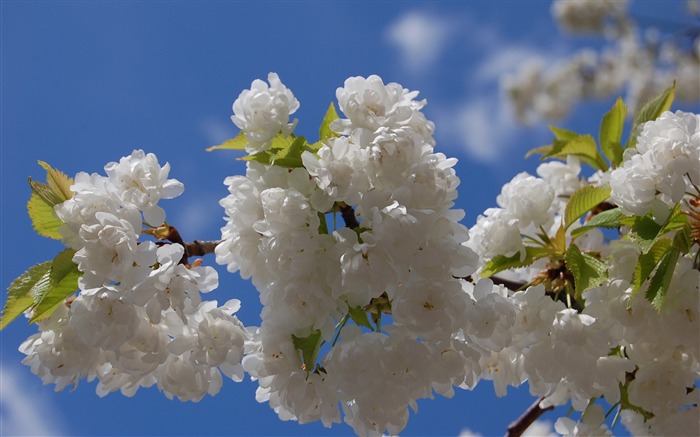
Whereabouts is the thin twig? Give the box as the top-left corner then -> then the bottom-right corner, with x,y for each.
505,397 -> 554,437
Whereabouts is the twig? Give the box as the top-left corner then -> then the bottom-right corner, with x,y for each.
505,397 -> 554,437
183,240 -> 221,258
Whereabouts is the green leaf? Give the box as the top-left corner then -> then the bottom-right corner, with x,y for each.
271,136 -> 310,168
348,305 -> 373,330
549,126 -> 579,141
545,134 -> 608,171
599,97 -> 626,167
1,261 -> 52,330
645,246 -> 680,311
29,249 -> 80,323
565,185 -> 612,230
631,238 -> 672,293
238,150 -> 273,164
206,132 -> 248,152
658,203 -> 688,236
525,145 -> 554,159
672,224 -> 693,254
565,244 -> 607,298
37,161 -> 73,202
481,246 -> 552,277
627,82 -> 675,149
571,208 -> 623,238
319,102 -> 340,141
27,191 -> 64,239
629,215 -> 663,253
291,329 -> 323,375
26,161 -> 73,240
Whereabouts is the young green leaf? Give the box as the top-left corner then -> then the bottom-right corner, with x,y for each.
27,162 -> 73,240
627,82 -> 675,149
525,144 -> 554,159
549,126 -> 579,141
571,207 -> 623,238
481,246 -> 552,278
672,223 -> 693,254
645,246 -> 680,311
317,211 -> 329,235
37,161 -> 73,202
629,215 -> 663,254
29,249 -> 81,323
27,191 -> 64,239
631,238 -> 672,293
319,102 -> 340,142
348,305 -> 373,330
271,136 -> 310,168
565,185 -> 612,230
1,261 -> 52,330
658,203 -> 688,236
599,97 -> 626,167
544,134 -> 608,171
565,244 -> 607,298
292,329 -> 323,375
206,132 -> 248,152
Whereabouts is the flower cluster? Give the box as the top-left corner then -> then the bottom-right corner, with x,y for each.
217,74 -> 480,435
466,108 -> 700,435
11,74 -> 700,437
20,150 -> 249,401
610,110 -> 700,216
504,0 -> 699,124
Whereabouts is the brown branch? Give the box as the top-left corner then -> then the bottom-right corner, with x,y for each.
339,203 -> 360,229
491,276 -> 527,292
184,240 -> 221,258
505,397 -> 554,437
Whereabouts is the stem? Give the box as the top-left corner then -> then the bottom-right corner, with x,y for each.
504,397 -> 554,437
338,203 -> 360,229
491,276 -> 528,292
183,240 -> 220,258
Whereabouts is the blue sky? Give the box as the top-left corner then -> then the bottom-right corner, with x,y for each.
1,1 -> 696,436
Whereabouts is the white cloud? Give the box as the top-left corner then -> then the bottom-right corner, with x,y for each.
169,195 -> 224,241
0,363 -> 68,436
385,11 -> 456,74
200,116 -> 236,148
457,419 -> 555,437
522,419 -> 557,437
473,46 -> 549,85
436,93 -> 521,163
384,8 -> 572,163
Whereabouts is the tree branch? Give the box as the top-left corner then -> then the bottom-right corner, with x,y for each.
184,240 -> 221,258
504,397 -> 554,437
339,203 -> 360,229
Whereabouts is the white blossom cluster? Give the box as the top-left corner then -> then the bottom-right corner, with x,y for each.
217,74 -> 484,435
468,155 -> 583,264
20,150 -> 249,402
504,0 -> 700,124
610,110 -> 700,217
467,112 -> 700,435
15,74 -> 699,437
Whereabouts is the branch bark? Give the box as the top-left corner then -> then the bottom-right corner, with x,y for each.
184,240 -> 220,258
504,397 -> 554,437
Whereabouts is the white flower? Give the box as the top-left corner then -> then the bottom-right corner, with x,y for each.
104,149 -> 184,225
468,208 -> 524,260
231,72 -> 300,153
392,279 -> 468,341
610,110 -> 700,216
554,404 -> 612,436
332,75 -> 434,144
497,172 -> 555,228
302,136 -> 370,205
